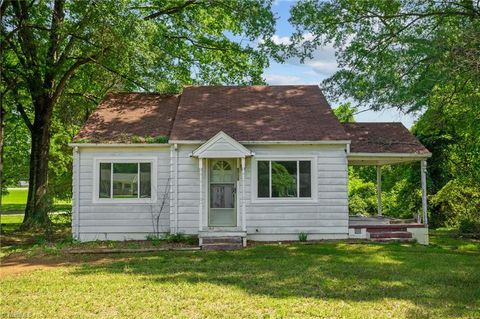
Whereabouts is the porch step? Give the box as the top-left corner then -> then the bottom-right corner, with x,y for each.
200,236 -> 243,251
371,237 -> 415,243
202,236 -> 243,244
368,226 -> 408,233
370,231 -> 412,239
201,243 -> 243,251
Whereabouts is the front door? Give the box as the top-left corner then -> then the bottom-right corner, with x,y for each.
209,159 -> 237,227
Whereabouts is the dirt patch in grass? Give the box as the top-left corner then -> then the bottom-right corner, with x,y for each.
1,240 -> 198,276
0,252 -> 131,277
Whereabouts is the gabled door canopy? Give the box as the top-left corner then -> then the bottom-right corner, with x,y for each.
191,131 -> 254,158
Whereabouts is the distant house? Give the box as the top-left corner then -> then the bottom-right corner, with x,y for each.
70,86 -> 431,248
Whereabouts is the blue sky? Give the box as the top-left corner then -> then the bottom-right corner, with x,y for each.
264,0 -> 418,128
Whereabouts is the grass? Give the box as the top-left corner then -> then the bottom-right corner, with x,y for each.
1,227 -> 479,318
1,187 -> 71,213
1,189 -> 479,318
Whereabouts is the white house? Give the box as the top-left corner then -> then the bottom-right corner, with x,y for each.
70,86 -> 431,248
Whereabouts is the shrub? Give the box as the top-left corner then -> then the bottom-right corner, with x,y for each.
431,179 -> 480,236
165,233 -> 197,245
458,219 -> 480,238
348,175 -> 377,216
298,232 -> 308,242
146,234 -> 162,246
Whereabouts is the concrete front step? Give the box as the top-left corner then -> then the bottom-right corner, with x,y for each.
200,236 -> 244,250
202,236 -> 243,244
201,243 -> 243,251
370,231 -> 412,239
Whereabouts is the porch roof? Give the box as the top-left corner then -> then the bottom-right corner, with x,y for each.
343,122 -> 431,165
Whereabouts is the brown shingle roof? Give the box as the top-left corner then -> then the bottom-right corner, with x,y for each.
169,85 -> 348,141
343,122 -> 430,154
74,93 -> 179,143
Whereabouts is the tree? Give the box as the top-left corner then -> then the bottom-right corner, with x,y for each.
333,102 -> 357,122
286,0 -> 480,229
1,0 -> 277,229
287,0 -> 479,112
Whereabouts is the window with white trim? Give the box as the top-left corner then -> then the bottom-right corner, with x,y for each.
99,162 -> 152,199
257,160 -> 312,198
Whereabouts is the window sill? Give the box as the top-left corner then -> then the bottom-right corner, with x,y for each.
92,198 -> 156,205
250,198 -> 318,205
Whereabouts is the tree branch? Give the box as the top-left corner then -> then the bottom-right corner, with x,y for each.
143,0 -> 198,20
51,54 -> 97,104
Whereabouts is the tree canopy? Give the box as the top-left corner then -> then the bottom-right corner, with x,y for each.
1,0 -> 278,228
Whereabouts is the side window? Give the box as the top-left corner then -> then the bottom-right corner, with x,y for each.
257,160 -> 312,199
98,162 -> 152,199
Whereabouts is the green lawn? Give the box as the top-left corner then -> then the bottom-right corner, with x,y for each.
1,187 -> 71,213
1,237 -> 479,318
1,189 -> 479,318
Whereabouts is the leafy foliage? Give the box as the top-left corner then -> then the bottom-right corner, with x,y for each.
1,0 -> 280,227
290,0 -> 480,231
431,180 -> 480,236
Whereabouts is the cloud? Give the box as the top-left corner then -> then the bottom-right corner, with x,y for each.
270,33 -> 339,77
264,74 -> 301,85
270,34 -> 292,45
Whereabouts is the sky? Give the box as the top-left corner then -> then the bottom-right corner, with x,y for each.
264,0 -> 418,128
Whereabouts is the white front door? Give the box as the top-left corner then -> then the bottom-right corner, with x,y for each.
209,159 -> 237,227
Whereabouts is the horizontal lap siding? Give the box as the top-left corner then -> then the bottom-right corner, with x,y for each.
245,145 -> 349,239
75,147 -> 171,241
74,143 -> 350,241
176,145 -> 200,234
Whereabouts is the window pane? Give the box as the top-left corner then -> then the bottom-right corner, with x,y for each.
257,161 -> 270,198
210,184 -> 235,208
139,163 -> 151,198
299,161 -> 311,198
112,163 -> 138,198
271,161 -> 297,197
99,163 -> 111,198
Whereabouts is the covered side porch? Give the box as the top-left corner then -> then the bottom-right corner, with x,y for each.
343,123 -> 432,244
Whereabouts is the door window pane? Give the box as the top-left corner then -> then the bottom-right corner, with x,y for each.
139,163 -> 151,198
112,163 -> 138,198
211,160 -> 234,183
272,161 -> 297,197
99,163 -> 111,198
257,161 -> 270,198
210,184 -> 235,208
299,161 -> 311,197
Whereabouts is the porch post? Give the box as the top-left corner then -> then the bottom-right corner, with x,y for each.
421,160 -> 428,226
376,165 -> 382,216
199,158 -> 203,231
241,157 -> 246,232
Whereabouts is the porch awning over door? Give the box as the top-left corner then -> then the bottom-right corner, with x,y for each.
190,131 -> 253,159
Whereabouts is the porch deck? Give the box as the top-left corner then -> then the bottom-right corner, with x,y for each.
349,215 -> 423,228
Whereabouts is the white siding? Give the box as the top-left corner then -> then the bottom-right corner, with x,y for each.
173,143 -> 350,240
73,143 -> 349,242
74,146 -> 171,241
175,145 -> 201,234
244,144 -> 349,240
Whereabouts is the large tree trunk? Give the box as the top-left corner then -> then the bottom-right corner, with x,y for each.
22,98 -> 54,229
0,99 -> 4,207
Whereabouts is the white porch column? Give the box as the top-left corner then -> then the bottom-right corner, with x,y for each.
421,160 -> 428,226
376,165 -> 382,216
241,157 -> 246,232
199,158 -> 203,231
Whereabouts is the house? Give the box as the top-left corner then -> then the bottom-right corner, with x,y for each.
70,85 -> 431,248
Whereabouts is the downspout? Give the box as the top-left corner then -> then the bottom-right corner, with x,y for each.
175,143 -> 179,234
74,146 -> 80,240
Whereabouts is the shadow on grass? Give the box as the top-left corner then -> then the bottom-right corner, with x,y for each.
66,243 -> 480,318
